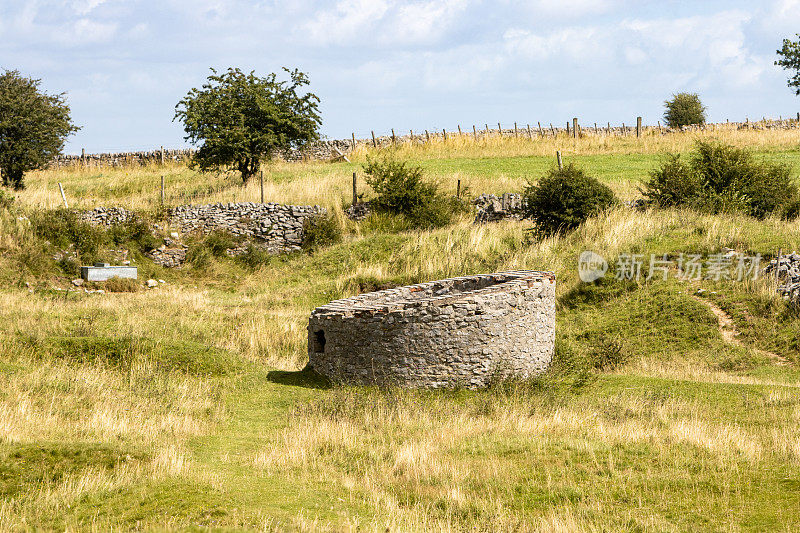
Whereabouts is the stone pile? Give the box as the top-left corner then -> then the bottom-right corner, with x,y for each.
474,193 -> 524,223
765,252 -> 800,302
170,202 -> 324,254
148,246 -> 188,268
307,270 -> 556,389
78,207 -> 136,227
345,202 -> 372,221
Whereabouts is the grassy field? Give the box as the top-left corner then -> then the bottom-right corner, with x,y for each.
1,127 -> 800,530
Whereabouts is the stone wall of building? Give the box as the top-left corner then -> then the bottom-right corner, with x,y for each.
307,270 -> 556,388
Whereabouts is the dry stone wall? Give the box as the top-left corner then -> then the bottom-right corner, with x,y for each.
79,202 -> 324,266
54,119 -> 800,169
307,270 -> 556,388
170,202 -> 323,253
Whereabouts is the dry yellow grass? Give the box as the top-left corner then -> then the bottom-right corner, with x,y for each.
2,133 -> 800,529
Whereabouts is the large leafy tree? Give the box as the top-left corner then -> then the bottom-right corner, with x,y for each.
776,34 -> 800,95
663,92 -> 706,129
0,70 -> 79,190
175,67 -> 321,183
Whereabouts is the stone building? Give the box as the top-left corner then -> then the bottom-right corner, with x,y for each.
307,270 -> 555,388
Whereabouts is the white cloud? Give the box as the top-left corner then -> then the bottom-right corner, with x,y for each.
302,0 -> 390,45
526,0 -> 616,17
55,18 -> 118,45
503,27 -> 611,62
71,0 -> 107,15
301,0 -> 471,46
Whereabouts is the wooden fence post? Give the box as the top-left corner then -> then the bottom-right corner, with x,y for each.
566,121 -> 570,136
160,145 -> 165,165
371,130 -> 376,148
473,125 -> 477,138
458,125 -> 462,136
260,171 -> 264,203
572,118 -> 578,139
636,116 -> 642,138
456,179 -> 461,199
443,128 -> 447,141
58,183 -> 68,208
514,122 -> 518,137
160,176 -> 165,205
391,128 -> 396,145
658,121 -> 662,134
485,124 -> 489,135
556,151 -> 563,170
607,121 -> 611,134
352,172 -> 357,206
538,121 -> 543,136
425,130 -> 430,142
351,132 -> 356,151
622,122 -> 626,135
81,148 -> 86,167
527,124 -> 532,139
549,123 -> 555,136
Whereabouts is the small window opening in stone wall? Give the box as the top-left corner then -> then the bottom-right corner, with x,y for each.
312,330 -> 326,353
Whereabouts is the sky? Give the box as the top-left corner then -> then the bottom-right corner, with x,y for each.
1,0 -> 800,154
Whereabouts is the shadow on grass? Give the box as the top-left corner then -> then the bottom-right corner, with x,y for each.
267,366 -> 331,389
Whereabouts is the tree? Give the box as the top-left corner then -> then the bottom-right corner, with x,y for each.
174,67 -> 321,183
0,70 -> 79,190
663,92 -> 706,129
776,34 -> 800,95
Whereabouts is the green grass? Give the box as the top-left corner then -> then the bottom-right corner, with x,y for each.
3,138 -> 800,529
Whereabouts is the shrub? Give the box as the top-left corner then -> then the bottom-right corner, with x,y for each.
642,141 -> 798,218
237,243 -> 276,270
663,92 -> 706,128
203,230 -> 239,257
302,214 -> 342,251
363,156 -> 459,228
522,163 -> 617,235
30,209 -> 104,260
0,189 -> 14,209
640,155 -> 701,207
108,217 -> 159,253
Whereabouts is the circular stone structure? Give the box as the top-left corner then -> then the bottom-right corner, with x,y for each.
307,270 -> 555,388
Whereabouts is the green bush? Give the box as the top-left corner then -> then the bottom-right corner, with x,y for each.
640,155 -> 701,208
302,214 -> 342,251
522,163 -> 617,235
236,243 -> 276,270
663,92 -> 706,128
642,141 -> 798,218
363,156 -> 460,229
30,209 -> 104,261
108,217 -> 159,252
203,230 -> 239,257
0,189 -> 14,209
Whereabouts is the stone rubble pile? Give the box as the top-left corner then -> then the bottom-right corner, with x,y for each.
473,193 -> 523,223
78,207 -> 136,227
148,246 -> 188,268
345,201 -> 372,221
765,252 -> 800,302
